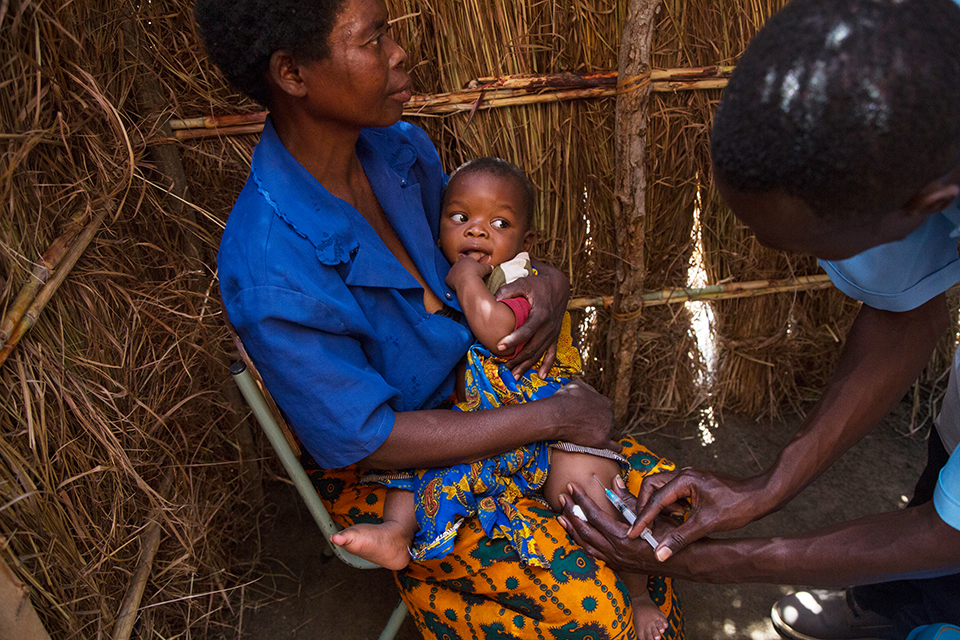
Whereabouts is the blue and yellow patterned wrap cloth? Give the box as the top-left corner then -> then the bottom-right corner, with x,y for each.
376,310 -> 627,568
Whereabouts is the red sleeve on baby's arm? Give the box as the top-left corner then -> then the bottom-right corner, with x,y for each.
502,297 -> 531,328
501,297 -> 532,356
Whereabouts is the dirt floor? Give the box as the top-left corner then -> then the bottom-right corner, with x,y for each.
238,405 -> 929,640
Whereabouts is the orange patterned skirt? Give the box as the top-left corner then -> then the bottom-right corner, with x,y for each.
302,437 -> 684,640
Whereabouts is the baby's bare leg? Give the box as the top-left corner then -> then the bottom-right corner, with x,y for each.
622,571 -> 669,640
545,451 -> 667,640
330,489 -> 417,571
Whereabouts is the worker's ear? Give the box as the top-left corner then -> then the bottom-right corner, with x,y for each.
903,174 -> 960,217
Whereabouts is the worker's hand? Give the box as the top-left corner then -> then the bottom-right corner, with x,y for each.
558,482 -> 681,574
496,261 -> 569,379
631,468 -> 763,561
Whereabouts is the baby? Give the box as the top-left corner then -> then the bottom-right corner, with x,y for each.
334,157 -> 667,640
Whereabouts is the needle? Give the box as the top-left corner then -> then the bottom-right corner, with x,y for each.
593,476 -> 659,550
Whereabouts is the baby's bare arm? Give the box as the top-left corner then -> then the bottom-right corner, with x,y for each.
543,450 -> 622,517
446,258 -> 518,356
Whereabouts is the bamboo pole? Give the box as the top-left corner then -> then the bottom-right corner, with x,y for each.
0,554 -> 51,640
165,66 -> 733,141
0,204 -> 109,369
121,9 -> 203,265
172,123 -> 265,141
0,216 -> 86,343
567,274 -> 834,311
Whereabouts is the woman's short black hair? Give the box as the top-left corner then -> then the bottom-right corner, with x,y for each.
444,157 -> 538,231
711,0 -> 960,221
194,0 -> 348,106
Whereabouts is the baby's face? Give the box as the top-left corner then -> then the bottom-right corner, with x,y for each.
439,172 -> 535,266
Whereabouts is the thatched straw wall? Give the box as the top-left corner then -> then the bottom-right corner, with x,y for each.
1,3 -> 256,638
1,0 -> 952,637
649,0 -> 860,419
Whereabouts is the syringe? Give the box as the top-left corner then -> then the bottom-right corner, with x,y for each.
593,476 -> 659,550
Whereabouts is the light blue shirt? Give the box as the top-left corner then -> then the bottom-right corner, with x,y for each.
819,198 -> 960,531
935,452 -> 960,531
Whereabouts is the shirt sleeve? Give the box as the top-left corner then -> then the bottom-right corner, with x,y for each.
934,448 -> 960,531
502,297 -> 532,329
819,212 -> 960,312
226,285 -> 398,469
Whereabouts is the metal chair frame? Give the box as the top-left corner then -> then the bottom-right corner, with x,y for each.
227,334 -> 408,640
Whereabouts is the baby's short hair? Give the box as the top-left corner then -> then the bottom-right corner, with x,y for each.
444,157 -> 537,231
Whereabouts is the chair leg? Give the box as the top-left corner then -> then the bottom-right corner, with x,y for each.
377,599 -> 409,640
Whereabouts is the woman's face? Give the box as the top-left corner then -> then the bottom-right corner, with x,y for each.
439,171 -> 536,267
298,0 -> 411,129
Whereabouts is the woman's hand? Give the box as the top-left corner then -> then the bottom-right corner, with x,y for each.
548,380 -> 622,452
630,468 -> 765,561
495,261 -> 569,378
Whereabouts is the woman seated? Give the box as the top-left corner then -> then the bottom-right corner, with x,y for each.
195,0 -> 683,638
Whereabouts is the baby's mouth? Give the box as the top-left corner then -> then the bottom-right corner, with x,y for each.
460,249 -> 489,263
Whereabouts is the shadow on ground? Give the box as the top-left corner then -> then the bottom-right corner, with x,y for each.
240,407 -> 928,640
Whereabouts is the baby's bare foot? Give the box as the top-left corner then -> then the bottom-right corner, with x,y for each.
631,594 -> 668,640
330,522 -> 412,571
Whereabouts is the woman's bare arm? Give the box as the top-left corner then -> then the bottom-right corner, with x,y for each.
359,379 -> 621,469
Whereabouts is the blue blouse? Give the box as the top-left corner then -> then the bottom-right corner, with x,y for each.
218,118 -> 473,468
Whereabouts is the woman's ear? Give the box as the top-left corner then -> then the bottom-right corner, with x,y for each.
268,50 -> 308,98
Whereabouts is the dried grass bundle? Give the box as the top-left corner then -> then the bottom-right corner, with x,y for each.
1,2 -> 269,637
650,0 -> 865,421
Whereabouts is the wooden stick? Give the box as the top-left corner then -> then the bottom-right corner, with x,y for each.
111,473 -> 174,640
166,66 -> 734,140
607,0 -> 662,423
0,216 -> 86,343
0,554 -> 51,640
567,274 -> 834,311
0,204 -> 109,369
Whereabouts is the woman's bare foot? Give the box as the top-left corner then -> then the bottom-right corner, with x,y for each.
631,594 -> 668,640
330,522 -> 412,571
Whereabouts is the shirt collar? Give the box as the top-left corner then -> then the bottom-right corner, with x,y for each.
249,117 -> 419,265
943,195 -> 960,238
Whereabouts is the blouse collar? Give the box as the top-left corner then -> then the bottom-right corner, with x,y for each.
249,117 -> 419,265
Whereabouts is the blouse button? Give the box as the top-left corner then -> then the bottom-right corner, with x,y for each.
445,292 -> 453,300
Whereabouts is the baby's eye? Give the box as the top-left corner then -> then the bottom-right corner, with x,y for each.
492,219 -> 510,229
450,213 -> 468,223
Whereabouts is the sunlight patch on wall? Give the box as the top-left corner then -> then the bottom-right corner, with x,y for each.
688,186 -> 719,445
